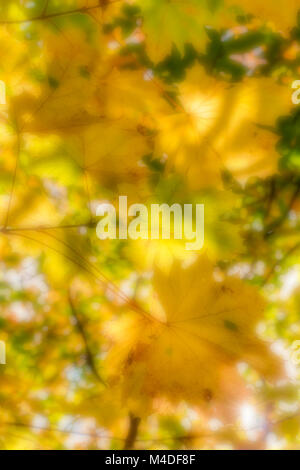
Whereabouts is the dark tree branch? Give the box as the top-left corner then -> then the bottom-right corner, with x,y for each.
264,182 -> 300,239
123,413 -> 141,450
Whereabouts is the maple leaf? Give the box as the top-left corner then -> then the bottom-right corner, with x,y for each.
11,27 -> 102,134
155,66 -> 293,187
107,256 -> 283,418
137,0 -> 233,62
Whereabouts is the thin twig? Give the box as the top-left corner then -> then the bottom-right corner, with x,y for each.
0,221 -> 96,232
0,5 -> 101,24
2,229 -> 154,321
265,177 -> 276,221
263,242 -> 300,285
0,0 -> 121,25
264,182 -> 300,239
68,290 -> 106,386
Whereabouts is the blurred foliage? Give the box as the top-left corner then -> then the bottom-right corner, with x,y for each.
0,0 -> 300,450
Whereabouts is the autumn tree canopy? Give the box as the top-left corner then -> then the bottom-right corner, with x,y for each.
1,0 -> 300,450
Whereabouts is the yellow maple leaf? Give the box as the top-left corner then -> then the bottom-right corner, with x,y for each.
107,255 -> 283,418
11,27 -> 102,134
155,66 -> 292,187
64,119 -> 152,188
